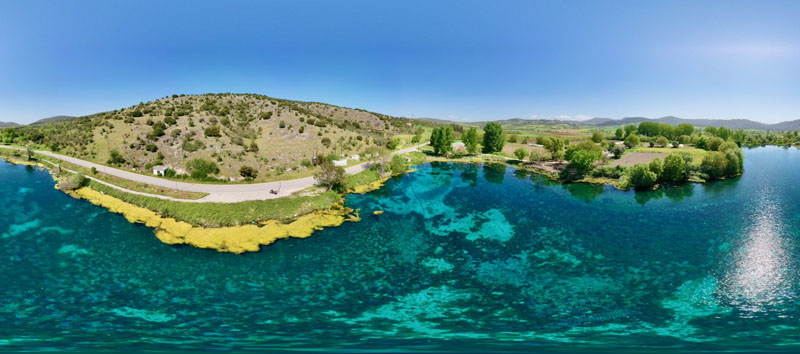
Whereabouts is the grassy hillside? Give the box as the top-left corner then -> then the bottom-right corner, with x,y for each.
1,93 -> 427,181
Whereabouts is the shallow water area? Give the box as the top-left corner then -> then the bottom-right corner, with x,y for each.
1,146 -> 800,352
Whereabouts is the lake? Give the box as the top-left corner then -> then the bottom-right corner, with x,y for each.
1,146 -> 799,352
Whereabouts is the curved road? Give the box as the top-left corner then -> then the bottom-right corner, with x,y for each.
2,144 -> 427,203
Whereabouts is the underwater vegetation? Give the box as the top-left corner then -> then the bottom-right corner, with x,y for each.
1,146 -> 800,352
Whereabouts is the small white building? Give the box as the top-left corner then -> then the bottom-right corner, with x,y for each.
153,165 -> 169,176
333,159 -> 348,167
350,154 -> 360,161
452,142 -> 465,150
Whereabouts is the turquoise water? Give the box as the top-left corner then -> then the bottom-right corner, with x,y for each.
2,146 -> 800,352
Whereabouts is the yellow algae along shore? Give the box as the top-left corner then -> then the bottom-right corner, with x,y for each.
67,187 -> 361,254
1,153 -> 401,254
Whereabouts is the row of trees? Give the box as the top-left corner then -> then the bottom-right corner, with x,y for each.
429,122 -> 506,156
626,143 -> 743,189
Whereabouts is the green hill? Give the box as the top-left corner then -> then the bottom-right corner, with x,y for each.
1,93 -> 423,181
0,122 -> 19,128
32,115 -> 78,125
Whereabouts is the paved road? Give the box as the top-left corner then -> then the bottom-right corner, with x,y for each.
1,144 -> 427,203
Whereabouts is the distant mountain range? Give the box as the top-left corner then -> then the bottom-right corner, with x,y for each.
4,113 -> 800,131
419,115 -> 800,131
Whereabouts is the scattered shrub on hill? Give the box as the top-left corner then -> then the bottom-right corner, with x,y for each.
187,158 -> 220,180
164,116 -> 177,125
321,137 -> 331,148
145,144 -> 158,152
204,125 -> 221,137
107,150 -> 126,166
239,166 -> 257,180
129,110 -> 143,117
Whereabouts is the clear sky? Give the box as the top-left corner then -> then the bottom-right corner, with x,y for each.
1,0 -> 799,124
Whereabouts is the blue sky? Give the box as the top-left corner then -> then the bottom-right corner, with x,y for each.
1,0 -> 799,124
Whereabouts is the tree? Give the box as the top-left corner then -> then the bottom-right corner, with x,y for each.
186,158 -> 219,180
542,137 -> 565,160
566,149 -> 600,177
707,137 -> 725,151
629,164 -> 657,189
462,127 -> 479,155
701,151 -> 729,179
661,153 -> 688,183
655,136 -> 670,147
676,123 -> 695,136
514,148 -> 528,161
610,144 -> 626,159
624,134 -> 641,148
430,126 -> 454,155
314,160 -> 346,191
591,132 -> 604,143
565,140 -> 603,161
386,138 -> 401,150
508,134 -> 519,143
648,157 -> 663,178
390,155 -> 407,174
482,122 -> 505,153
25,145 -> 33,160
624,125 -> 637,138
615,128 -> 624,140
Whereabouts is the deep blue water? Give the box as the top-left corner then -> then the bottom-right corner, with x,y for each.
2,146 -> 800,352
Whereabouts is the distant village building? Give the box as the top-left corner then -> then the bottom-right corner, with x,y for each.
152,165 -> 169,176
452,142 -> 465,150
333,159 -> 348,167
350,154 -> 360,161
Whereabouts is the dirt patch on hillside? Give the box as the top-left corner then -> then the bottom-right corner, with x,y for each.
608,152 -> 669,167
